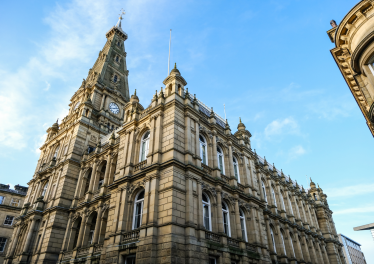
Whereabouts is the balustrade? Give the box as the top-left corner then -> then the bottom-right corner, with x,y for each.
77,246 -> 90,256
134,160 -> 147,172
205,231 -> 221,243
227,237 -> 240,248
122,230 -> 140,243
93,244 -> 103,253
62,250 -> 73,260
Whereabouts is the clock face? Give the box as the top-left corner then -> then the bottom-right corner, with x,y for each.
109,102 -> 120,114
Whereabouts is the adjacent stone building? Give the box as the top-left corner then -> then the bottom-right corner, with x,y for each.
328,0 -> 374,136
4,14 -> 346,264
0,184 -> 28,263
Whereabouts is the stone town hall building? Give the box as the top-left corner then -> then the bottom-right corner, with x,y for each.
4,15 -> 345,264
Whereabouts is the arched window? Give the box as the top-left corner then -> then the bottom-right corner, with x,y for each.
113,75 -> 118,83
139,131 -> 150,162
280,192 -> 286,211
239,209 -> 247,242
202,193 -> 211,231
115,56 -> 119,62
41,182 -> 48,197
132,190 -> 145,230
261,181 -> 268,203
280,230 -> 287,255
222,202 -> 230,236
271,187 -> 277,207
270,227 -> 276,253
289,233 -> 296,257
217,146 -> 225,174
233,156 -> 240,183
313,193 -> 317,201
199,135 -> 207,165
53,146 -> 59,158
288,196 -> 294,215
74,101 -> 80,110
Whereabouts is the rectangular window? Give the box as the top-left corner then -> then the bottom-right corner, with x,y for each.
223,212 -> 229,236
209,257 -> 217,264
35,234 -> 41,252
219,155 -> 223,173
0,196 -> 4,204
88,230 -> 94,244
0,237 -> 7,252
4,215 -> 14,225
10,198 -> 20,207
125,255 -> 136,264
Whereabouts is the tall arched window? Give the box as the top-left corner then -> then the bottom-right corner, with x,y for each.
288,196 -> 294,215
261,181 -> 268,203
313,193 -> 317,200
199,135 -> 207,165
41,182 -> 48,197
202,193 -> 211,231
233,156 -> 240,183
280,192 -> 286,211
139,131 -> 150,162
271,187 -> 277,207
53,146 -> 60,158
289,233 -> 296,257
132,190 -> 145,230
239,209 -> 247,242
270,227 -> 276,253
280,230 -> 287,255
217,146 -> 225,174
222,202 -> 231,236
113,75 -> 118,83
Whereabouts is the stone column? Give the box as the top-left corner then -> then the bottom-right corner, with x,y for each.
23,218 -> 37,253
265,219 -> 276,254
147,175 -> 159,226
152,113 -> 163,164
184,115 -> 193,165
87,161 -> 98,193
185,175 -> 194,227
61,214 -> 73,251
285,226 -> 296,260
197,180 -> 204,229
147,116 -> 156,165
212,132 -> 218,169
195,123 -> 201,167
234,196 -> 242,240
275,222 -> 286,257
216,189 -> 224,234
115,188 -> 127,232
73,169 -> 85,203
124,130 -> 136,175
141,179 -> 151,226
6,225 -> 21,257
228,144 -> 235,178
301,235 -> 311,263
103,153 -> 112,187
294,231 -> 304,262
92,206 -> 103,244
322,244 -> 331,264
76,213 -> 87,248
35,181 -> 43,199
100,94 -> 107,110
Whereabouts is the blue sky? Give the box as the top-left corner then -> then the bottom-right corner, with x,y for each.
1,0 -> 373,261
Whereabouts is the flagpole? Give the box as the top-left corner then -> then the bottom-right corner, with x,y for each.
168,29 -> 172,75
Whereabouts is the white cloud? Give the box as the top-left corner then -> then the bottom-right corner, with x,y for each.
325,183 -> 374,198
334,205 -> 374,215
0,0 -> 165,151
308,95 -> 355,120
264,117 -> 300,139
288,145 -> 306,160
44,81 -> 51,91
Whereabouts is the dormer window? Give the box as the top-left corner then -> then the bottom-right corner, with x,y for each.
113,75 -> 118,83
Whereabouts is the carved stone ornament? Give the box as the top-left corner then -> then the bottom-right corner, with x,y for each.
222,192 -> 235,205
239,200 -> 251,212
101,203 -> 110,214
201,182 -> 217,198
72,212 -> 81,222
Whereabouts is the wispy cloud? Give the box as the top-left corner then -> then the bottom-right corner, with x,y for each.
264,117 -> 300,139
288,145 -> 306,160
307,94 -> 355,120
326,183 -> 374,198
0,0 -> 166,151
334,205 -> 374,215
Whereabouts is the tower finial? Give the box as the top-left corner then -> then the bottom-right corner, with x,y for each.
134,89 -> 136,96
174,62 -> 177,69
115,9 -> 126,28
239,117 -> 242,123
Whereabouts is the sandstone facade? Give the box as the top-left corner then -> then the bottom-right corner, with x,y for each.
328,0 -> 374,136
4,16 -> 345,264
